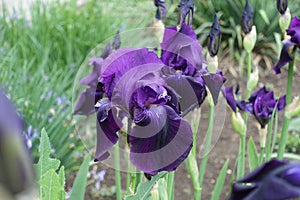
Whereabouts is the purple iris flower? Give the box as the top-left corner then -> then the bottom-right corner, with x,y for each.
222,86 -> 286,128
94,48 -> 193,175
229,159 -> 300,200
161,23 -> 226,111
274,16 -> 300,74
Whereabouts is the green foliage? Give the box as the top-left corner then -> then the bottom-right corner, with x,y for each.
210,160 -> 229,200
247,137 -> 259,171
35,129 -> 66,200
69,154 -> 91,200
286,118 -> 300,154
125,172 -> 167,200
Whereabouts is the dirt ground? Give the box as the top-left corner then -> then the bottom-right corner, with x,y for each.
70,57 -> 300,200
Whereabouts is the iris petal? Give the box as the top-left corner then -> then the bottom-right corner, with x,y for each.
273,41 -> 294,74
221,86 -> 236,112
128,105 -> 193,174
94,100 -> 123,161
287,16 -> 300,45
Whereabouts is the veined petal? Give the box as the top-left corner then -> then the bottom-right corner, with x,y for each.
129,105 -> 193,174
100,48 -> 162,99
161,24 -> 203,71
94,100 -> 123,161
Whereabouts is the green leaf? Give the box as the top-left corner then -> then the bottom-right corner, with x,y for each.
259,9 -> 270,25
288,118 -> 300,131
69,154 -> 91,200
247,137 -> 259,171
125,172 -> 167,200
40,169 -> 64,200
58,166 -> 67,199
35,129 -> 60,180
210,160 -> 228,200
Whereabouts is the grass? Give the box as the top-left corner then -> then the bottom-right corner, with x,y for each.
0,0 -> 155,173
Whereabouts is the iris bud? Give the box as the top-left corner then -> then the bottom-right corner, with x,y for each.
277,0 -> 288,15
231,112 -> 246,136
279,8 -> 291,37
186,155 -> 199,187
242,0 -> 253,34
177,0 -> 194,31
153,18 -> 165,43
207,14 -> 221,57
285,96 -> 300,119
247,66 -> 259,92
243,26 -> 257,53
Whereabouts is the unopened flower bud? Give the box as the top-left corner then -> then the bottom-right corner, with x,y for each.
285,96 -> 300,119
279,8 -> 291,37
277,0 -> 288,15
258,125 -> 268,148
207,14 -> 221,57
243,26 -> 257,53
151,183 -> 159,200
207,90 -> 214,107
247,66 -> 259,92
177,0 -> 194,31
206,53 -> 218,73
232,112 -> 246,136
242,0 -> 253,34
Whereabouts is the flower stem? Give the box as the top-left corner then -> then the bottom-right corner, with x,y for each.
166,172 -> 175,200
277,57 -> 294,159
198,103 -> 214,200
237,133 -> 246,178
265,109 -> 277,161
246,52 -> 252,99
114,142 -> 122,200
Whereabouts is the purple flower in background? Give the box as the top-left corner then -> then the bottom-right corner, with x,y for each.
229,159 -> 300,200
222,86 -> 286,128
90,169 -> 106,190
94,48 -> 193,175
242,0 -> 253,34
274,16 -> 300,74
154,0 -> 167,20
207,14 -> 221,57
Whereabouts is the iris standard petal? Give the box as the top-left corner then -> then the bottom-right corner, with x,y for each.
94,100 -> 123,161
161,24 -> 203,71
100,48 -> 162,99
273,40 -> 294,74
128,105 -> 193,174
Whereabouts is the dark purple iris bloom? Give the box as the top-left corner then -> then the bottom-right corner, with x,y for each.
230,159 -> 300,200
222,86 -> 286,128
273,16 -> 300,74
95,48 -> 193,175
207,14 -> 221,57
161,24 -> 225,111
154,0 -> 167,20
277,0 -> 288,15
242,0 -> 253,34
